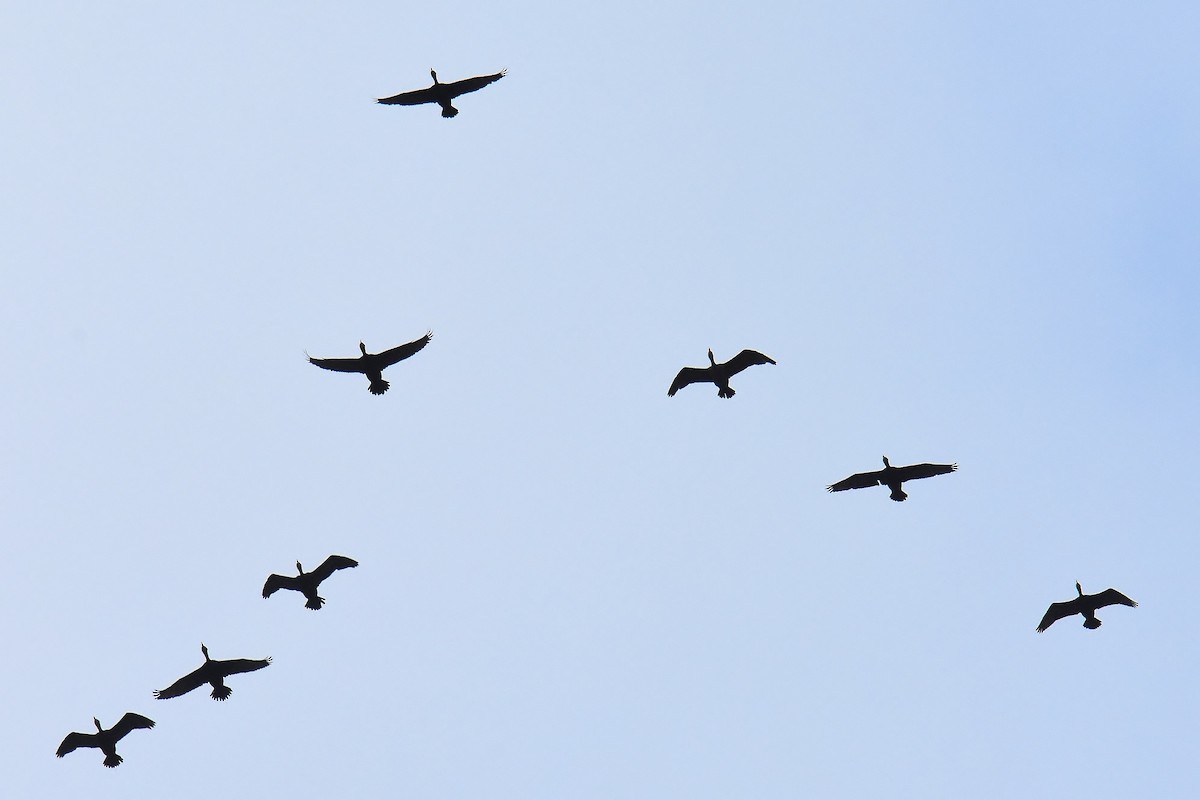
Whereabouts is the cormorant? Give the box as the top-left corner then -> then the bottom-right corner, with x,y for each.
153,644 -> 271,701
308,332 -> 432,395
826,456 -> 957,501
668,348 -> 776,398
263,555 -> 359,610
1037,582 -> 1137,632
377,69 -> 506,117
56,713 -> 154,768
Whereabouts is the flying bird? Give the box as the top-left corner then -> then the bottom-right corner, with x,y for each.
826,456 -> 957,502
56,713 -> 154,768
263,555 -> 359,610
377,69 -> 506,117
308,332 -> 432,395
1037,582 -> 1137,632
153,644 -> 271,701
668,348 -> 776,398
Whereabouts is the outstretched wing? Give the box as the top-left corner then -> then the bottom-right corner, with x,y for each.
262,573 -> 299,598
216,656 -> 272,677
1036,599 -> 1082,632
153,665 -> 208,699
56,731 -> 97,757
445,70 -> 506,98
827,469 -> 886,492
892,462 -> 957,482
310,555 -> 359,585
723,349 -> 776,377
308,354 -> 365,374
377,332 -> 433,368
110,713 -> 155,741
668,367 -> 710,397
1092,588 -> 1138,611
376,86 -> 439,106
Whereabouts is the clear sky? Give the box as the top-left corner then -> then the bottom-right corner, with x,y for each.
5,1 -> 1199,797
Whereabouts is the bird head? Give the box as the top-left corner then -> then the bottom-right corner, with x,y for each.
92,718 -> 102,732
359,342 -> 368,356
707,349 -> 716,366
882,456 -> 891,468
296,560 -> 304,575
200,643 -> 210,661
430,69 -> 439,83
1075,581 -> 1084,596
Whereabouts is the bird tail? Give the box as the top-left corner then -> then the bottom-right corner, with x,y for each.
306,595 -> 326,611
1084,618 -> 1102,629
441,105 -> 459,118
368,378 -> 390,395
718,387 -> 735,399
103,754 -> 123,768
211,685 -> 233,701
889,488 -> 908,502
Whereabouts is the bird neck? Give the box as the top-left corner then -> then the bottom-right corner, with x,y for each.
707,350 -> 716,366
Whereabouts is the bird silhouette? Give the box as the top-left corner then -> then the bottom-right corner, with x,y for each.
377,69 -> 506,117
56,713 -> 154,768
668,348 -> 776,398
826,456 -> 957,501
263,555 -> 359,610
153,644 -> 271,701
1037,582 -> 1137,632
308,332 -> 432,395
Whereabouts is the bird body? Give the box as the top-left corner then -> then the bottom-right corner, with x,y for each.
377,68 -> 506,117
1037,582 -> 1137,632
308,332 -> 432,395
827,456 -> 957,501
668,348 -> 776,398
263,555 -> 358,610
154,644 -> 271,701
56,713 -> 154,768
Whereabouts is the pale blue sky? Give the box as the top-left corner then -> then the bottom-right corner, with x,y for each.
4,2 -> 1199,797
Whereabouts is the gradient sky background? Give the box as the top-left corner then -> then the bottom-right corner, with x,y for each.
5,2 -> 1199,797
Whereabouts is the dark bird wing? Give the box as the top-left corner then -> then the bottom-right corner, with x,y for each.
215,657 -> 271,677
1036,599 -> 1082,632
56,731 -> 97,757
1091,588 -> 1138,610
668,367 -> 710,396
377,332 -> 433,368
153,665 -> 209,699
310,555 -> 359,584
444,70 -> 506,98
110,713 -> 155,740
376,86 -> 439,106
827,469 -> 886,492
308,354 -> 365,374
262,573 -> 300,598
891,462 -> 957,482
723,349 -> 776,376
